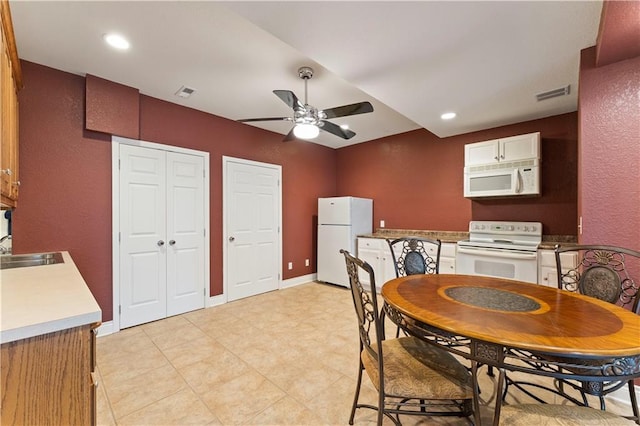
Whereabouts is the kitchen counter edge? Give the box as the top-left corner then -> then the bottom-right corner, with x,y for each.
0,251 -> 102,344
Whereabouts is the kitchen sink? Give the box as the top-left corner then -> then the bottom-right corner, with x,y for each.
0,252 -> 65,269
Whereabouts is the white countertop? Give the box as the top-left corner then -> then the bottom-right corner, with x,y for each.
0,251 -> 102,344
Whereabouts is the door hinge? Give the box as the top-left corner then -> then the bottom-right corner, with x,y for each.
119,305 -> 121,314
278,273 -> 281,280
118,232 -> 121,243
203,228 -> 206,237
118,159 -> 121,170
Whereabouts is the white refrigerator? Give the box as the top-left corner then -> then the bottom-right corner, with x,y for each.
317,196 -> 373,287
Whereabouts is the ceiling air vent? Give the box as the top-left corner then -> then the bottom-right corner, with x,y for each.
536,85 -> 570,101
175,86 -> 196,98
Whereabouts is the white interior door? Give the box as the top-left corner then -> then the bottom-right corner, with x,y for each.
119,144 -> 167,328
118,143 -> 207,329
166,152 -> 205,316
225,158 -> 281,301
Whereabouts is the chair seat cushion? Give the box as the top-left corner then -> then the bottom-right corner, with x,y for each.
361,336 -> 473,400
499,404 -> 636,425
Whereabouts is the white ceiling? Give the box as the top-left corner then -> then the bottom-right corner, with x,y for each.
10,1 -> 602,149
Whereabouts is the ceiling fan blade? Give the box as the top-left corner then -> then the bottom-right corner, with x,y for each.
238,117 -> 292,123
320,120 -> 356,139
283,127 -> 297,142
273,90 -> 304,110
322,101 -> 374,119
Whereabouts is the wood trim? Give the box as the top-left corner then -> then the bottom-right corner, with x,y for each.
0,0 -> 22,89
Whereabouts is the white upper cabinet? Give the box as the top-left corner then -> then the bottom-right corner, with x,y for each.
465,132 -> 540,166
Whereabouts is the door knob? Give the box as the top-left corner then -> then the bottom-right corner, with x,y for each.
169,240 -> 176,246
157,240 -> 165,246
229,236 -> 235,242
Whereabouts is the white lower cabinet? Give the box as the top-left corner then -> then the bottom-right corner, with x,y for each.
357,238 -> 398,291
439,243 -> 457,274
357,238 -> 457,291
538,249 -> 578,288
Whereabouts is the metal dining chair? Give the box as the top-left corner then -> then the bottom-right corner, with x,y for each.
554,244 -> 640,423
340,249 -> 474,425
387,237 -> 441,277
386,237 -> 442,338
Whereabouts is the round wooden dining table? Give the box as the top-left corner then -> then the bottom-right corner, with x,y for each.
381,274 -> 640,425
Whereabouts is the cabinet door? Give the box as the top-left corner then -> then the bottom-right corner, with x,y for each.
440,257 -> 456,274
1,325 -> 94,425
357,246 -> 381,288
500,133 -> 540,162
464,139 -> 500,166
380,245 -> 398,287
539,265 -> 558,288
0,18 -> 19,208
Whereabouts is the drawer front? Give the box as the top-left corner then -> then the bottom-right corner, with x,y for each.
441,243 -> 456,258
358,237 -> 385,250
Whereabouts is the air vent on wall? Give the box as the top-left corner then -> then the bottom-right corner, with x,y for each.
175,85 -> 196,98
536,85 -> 570,101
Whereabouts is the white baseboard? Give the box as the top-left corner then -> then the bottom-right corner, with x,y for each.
281,273 -> 317,289
96,321 -> 115,337
206,293 -> 226,308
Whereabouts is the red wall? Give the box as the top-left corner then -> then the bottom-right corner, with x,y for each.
15,61 -> 336,322
337,113 -> 578,235
578,48 -> 640,249
14,61 -> 582,324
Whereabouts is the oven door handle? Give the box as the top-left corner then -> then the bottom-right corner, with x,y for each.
457,246 -> 538,260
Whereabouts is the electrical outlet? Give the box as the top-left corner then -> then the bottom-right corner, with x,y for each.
288,262 -> 293,270
380,219 -> 385,228
305,259 -> 310,266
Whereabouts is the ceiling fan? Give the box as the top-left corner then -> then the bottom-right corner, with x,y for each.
238,66 -> 374,141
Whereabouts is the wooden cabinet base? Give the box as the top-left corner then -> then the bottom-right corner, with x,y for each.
1,324 -> 97,425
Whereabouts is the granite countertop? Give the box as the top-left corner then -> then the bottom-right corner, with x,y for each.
358,228 -> 469,244
539,235 -> 578,250
0,251 -> 102,344
359,228 -> 578,249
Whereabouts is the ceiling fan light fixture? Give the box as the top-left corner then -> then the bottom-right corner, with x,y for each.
293,123 -> 319,139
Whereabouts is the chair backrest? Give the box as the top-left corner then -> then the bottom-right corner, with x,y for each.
387,237 -> 441,277
341,249 -> 384,368
555,244 -> 640,313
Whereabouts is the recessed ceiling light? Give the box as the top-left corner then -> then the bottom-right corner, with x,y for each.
441,112 -> 456,120
103,33 -> 130,50
340,124 -> 349,130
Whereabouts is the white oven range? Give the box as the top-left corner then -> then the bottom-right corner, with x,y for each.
456,221 -> 542,283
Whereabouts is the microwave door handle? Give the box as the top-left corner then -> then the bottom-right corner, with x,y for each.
514,169 -> 522,193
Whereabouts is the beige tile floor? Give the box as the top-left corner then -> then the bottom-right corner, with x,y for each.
96,281 -> 634,425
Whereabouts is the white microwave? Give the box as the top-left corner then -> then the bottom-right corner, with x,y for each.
464,159 -> 540,198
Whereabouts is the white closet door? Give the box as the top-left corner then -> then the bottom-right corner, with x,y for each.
119,144 -> 167,328
166,152 -> 205,316
226,160 -> 280,301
